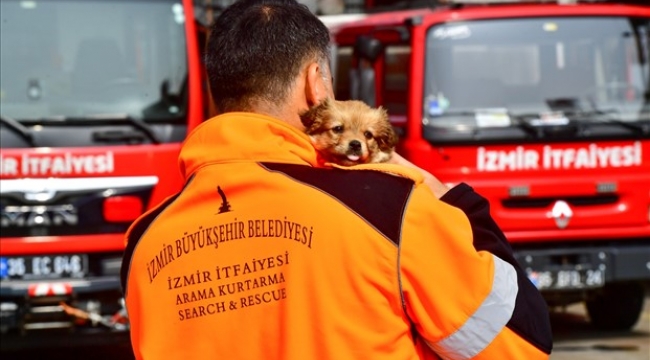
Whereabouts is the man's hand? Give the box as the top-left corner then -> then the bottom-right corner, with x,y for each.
388,152 -> 451,199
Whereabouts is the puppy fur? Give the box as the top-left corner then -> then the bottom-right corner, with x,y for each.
300,98 -> 398,166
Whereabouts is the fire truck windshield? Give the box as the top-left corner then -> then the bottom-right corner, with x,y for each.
0,0 -> 187,123
423,16 -> 650,142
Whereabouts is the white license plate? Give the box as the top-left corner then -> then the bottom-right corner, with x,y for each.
0,255 -> 88,280
528,268 -> 605,290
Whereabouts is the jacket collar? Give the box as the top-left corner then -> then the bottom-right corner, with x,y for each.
179,112 -> 320,180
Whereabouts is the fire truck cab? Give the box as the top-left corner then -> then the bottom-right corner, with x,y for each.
331,0 -> 650,330
0,0 -> 206,350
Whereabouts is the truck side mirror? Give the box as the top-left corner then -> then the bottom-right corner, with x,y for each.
349,36 -> 381,107
354,35 -> 383,62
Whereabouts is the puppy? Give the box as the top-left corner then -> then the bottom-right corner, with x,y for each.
300,98 -> 398,166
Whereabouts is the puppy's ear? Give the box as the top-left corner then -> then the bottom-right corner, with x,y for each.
375,107 -> 399,151
299,98 -> 331,134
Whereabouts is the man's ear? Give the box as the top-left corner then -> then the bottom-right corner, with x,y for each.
305,62 -> 330,107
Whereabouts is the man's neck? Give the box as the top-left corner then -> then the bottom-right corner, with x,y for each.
248,101 -> 306,132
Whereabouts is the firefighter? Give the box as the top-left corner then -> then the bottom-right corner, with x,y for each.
120,0 -> 552,358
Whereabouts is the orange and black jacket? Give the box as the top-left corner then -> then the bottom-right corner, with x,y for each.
121,112 -> 552,359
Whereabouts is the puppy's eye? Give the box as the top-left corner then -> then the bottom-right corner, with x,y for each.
332,125 -> 344,133
364,131 -> 373,139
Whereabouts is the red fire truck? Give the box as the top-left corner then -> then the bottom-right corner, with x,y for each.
331,0 -> 650,330
0,0 -> 207,349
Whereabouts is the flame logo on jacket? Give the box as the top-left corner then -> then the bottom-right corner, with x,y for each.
217,186 -> 232,214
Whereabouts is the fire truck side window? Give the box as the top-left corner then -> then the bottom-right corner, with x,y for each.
333,46 -> 354,100
383,45 -> 410,117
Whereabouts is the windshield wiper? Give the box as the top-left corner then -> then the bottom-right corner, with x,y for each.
91,114 -> 162,144
506,111 -> 583,139
429,110 -> 547,139
584,117 -> 650,135
576,100 -> 650,136
32,114 -> 162,144
506,113 -> 547,139
0,115 -> 36,146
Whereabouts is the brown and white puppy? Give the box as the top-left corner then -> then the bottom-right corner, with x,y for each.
300,98 -> 398,166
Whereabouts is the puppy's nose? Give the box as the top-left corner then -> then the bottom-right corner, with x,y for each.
349,140 -> 362,153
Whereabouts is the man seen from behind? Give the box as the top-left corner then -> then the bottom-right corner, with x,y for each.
120,0 -> 553,358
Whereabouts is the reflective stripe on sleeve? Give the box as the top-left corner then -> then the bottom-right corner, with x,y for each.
429,255 -> 518,360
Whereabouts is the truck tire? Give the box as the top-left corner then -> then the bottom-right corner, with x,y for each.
585,282 -> 646,331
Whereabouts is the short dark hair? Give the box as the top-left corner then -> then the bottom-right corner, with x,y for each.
205,0 -> 331,113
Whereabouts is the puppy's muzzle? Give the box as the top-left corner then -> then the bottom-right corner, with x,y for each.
348,140 -> 362,154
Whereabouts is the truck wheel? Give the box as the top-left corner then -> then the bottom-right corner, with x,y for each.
585,282 -> 646,331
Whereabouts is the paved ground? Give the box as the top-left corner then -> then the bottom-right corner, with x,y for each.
550,296 -> 650,360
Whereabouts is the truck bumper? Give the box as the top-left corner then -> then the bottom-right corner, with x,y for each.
0,277 -> 121,297
0,276 -> 129,350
